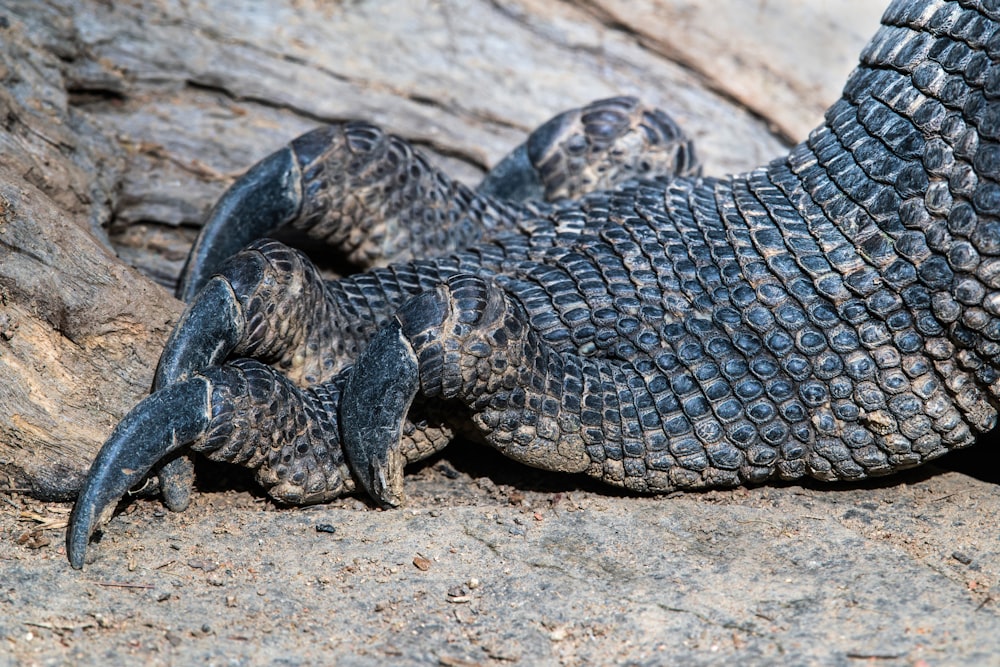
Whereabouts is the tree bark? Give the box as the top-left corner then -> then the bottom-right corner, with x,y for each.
0,0 -> 883,498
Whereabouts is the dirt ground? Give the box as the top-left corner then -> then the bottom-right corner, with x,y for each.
3,437 -> 1000,666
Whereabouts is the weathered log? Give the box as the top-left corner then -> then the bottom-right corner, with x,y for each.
0,18 -> 180,497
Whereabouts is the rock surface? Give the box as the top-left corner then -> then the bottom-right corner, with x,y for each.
2,1 -> 999,665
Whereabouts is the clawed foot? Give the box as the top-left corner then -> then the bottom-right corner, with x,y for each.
66,274 -> 473,569
67,309 -> 431,567
68,357 -> 356,568
66,321 -> 426,568
68,97 -> 700,568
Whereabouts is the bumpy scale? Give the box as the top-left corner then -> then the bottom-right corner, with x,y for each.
69,2 -> 1000,568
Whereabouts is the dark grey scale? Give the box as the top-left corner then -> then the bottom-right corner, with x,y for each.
603,370 -> 644,488
827,103 -> 930,288
651,184 -> 718,311
196,241 -> 345,384
968,87 -> 1000,142
291,123 -> 527,268
796,127 -> 982,454
878,27 -> 936,71
912,60 -> 971,113
881,0 -> 919,24
659,323 -> 728,468
551,252 -> 612,351
721,179 -> 855,478
827,101 -> 908,192
874,71 -> 939,139
195,360 -> 354,504
687,179 -> 744,289
870,28 -> 1000,424
504,272 -> 573,349
932,16 -> 991,64
771,161 -> 933,471
574,359 -> 620,482
925,38 -> 975,81
607,225 -> 664,324
860,22 -> 910,65
293,125 -> 390,250
688,181 -> 813,479
797,180 -> 951,462
978,0 -> 1000,22
928,4 -> 981,36
858,90 -> 926,165
808,141 -> 907,291
548,210 -> 720,488
569,232 -> 644,355
640,183 -> 695,309
625,212 -> 754,484
518,97 -> 700,202
480,96 -> 701,205
743,175 -> 861,404
648,204 -> 757,480
495,196 -> 732,488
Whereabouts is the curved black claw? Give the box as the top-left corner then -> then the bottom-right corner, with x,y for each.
67,378 -> 211,569
151,276 -> 246,511
178,146 -> 303,302
155,277 -> 246,390
340,319 -> 420,508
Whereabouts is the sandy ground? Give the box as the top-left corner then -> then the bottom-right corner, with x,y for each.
2,437 -> 1000,666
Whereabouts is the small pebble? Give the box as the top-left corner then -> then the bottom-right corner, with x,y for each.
315,523 -> 337,534
952,551 -> 973,565
446,586 -> 471,603
187,560 -> 219,572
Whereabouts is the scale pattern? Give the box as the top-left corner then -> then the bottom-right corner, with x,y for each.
327,0 -> 1000,492
78,0 -> 1000,511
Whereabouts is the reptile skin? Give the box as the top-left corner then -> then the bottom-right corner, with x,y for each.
69,0 -> 1000,567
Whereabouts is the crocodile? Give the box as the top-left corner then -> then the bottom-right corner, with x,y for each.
68,0 -> 1000,568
